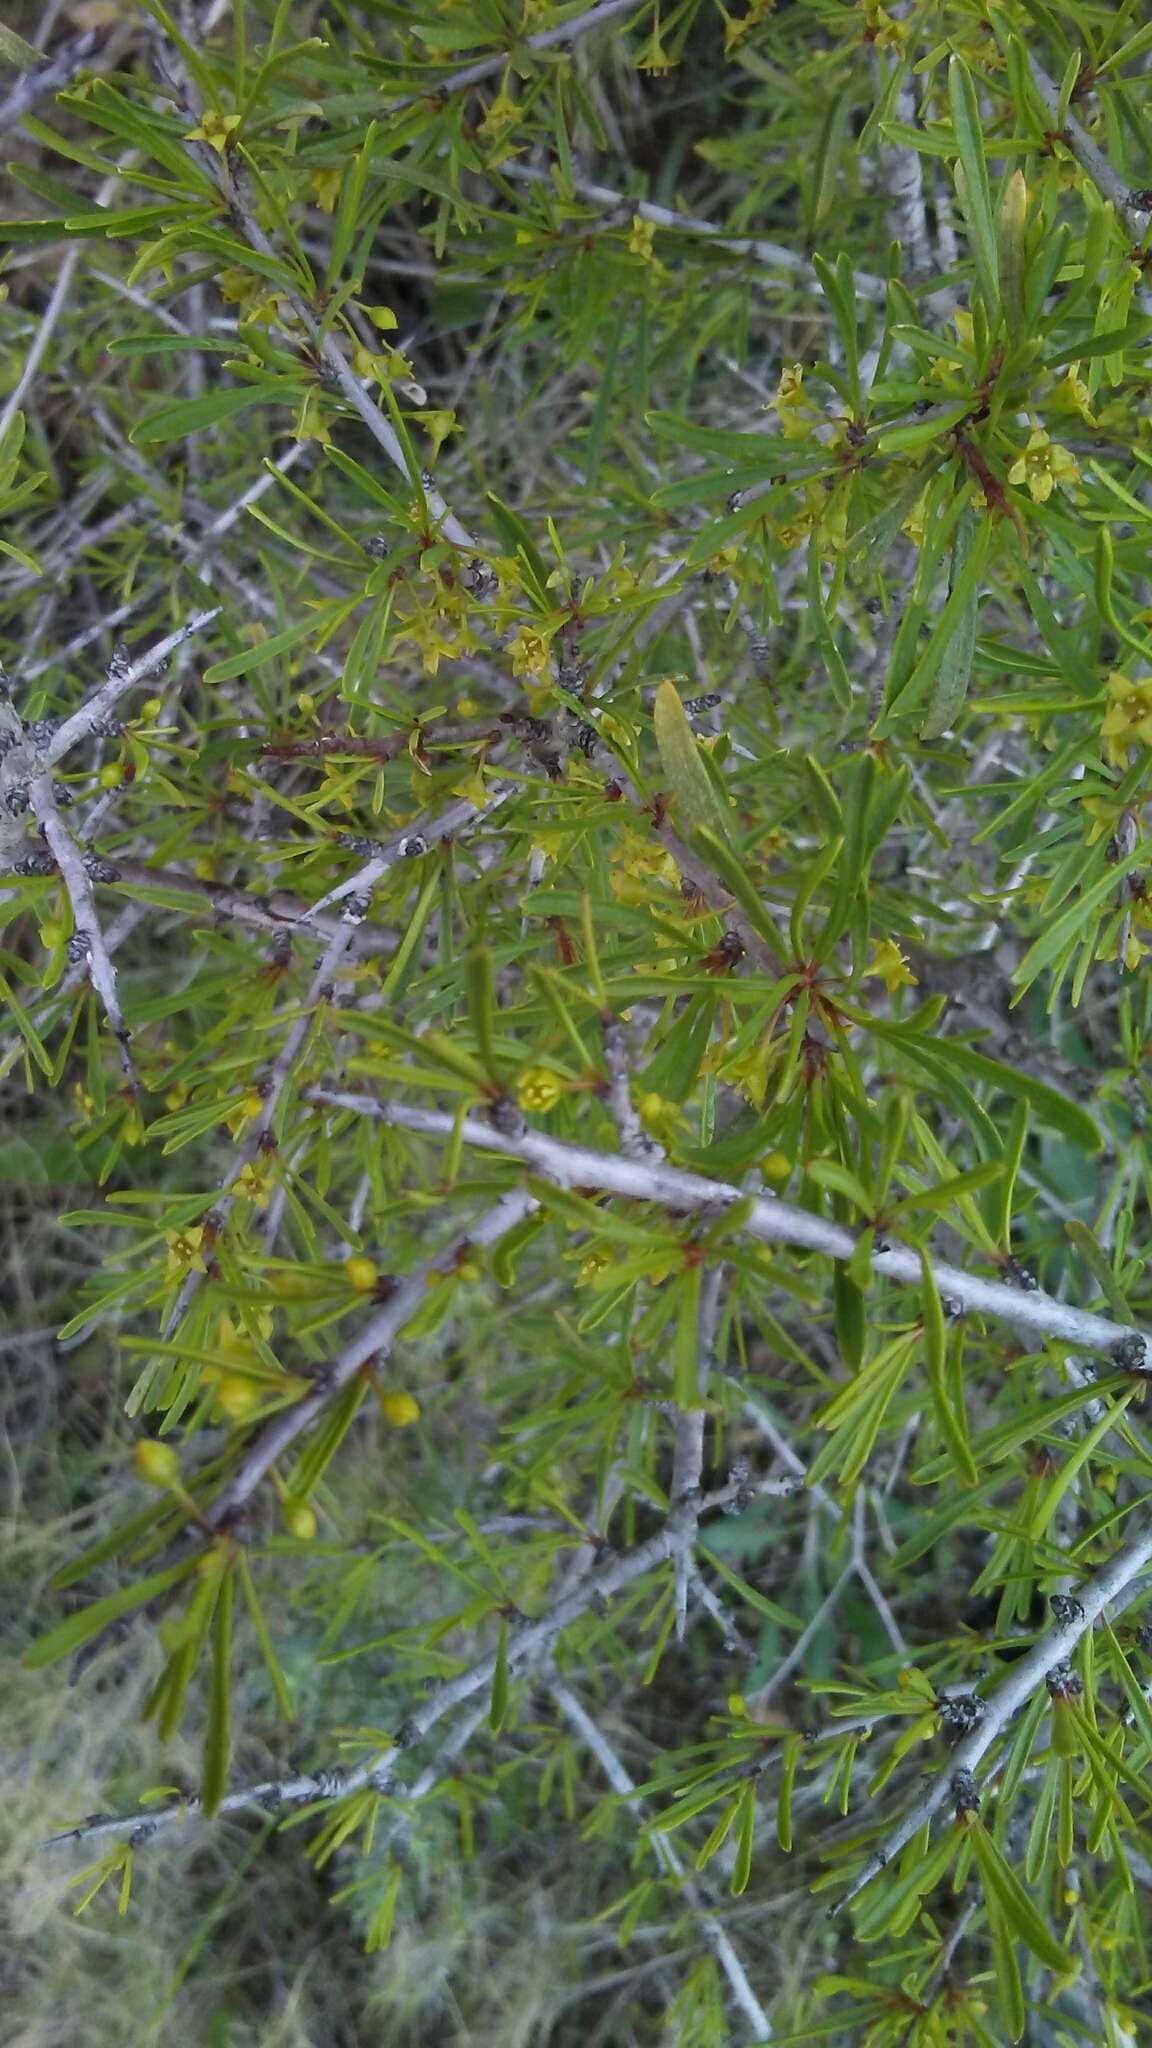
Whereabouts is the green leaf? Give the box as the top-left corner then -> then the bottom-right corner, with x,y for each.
202,617 -> 319,683
730,1778 -> 756,1896
1065,1221 -> 1134,1323
489,1614 -> 510,1734
236,1552 -> 294,1722
948,56 -> 1000,316
203,1562 -> 234,1817
968,1819 -> 1079,1976
23,1557 -> 201,1669
132,382 -> 292,445
0,968 -> 53,1078
653,681 -> 732,842
1012,842 -> 1149,1003
920,504 -> 981,739
672,1263 -> 703,1407
919,1249 -> 977,1484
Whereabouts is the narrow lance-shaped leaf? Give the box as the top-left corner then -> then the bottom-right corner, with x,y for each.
203,1558 -> 235,1818
730,1777 -> 756,1896
948,56 -> 1000,318
489,1613 -> 510,1734
653,680 -> 733,843
920,1249 -> 977,1484
968,1818 -> 1080,1976
920,503 -> 982,740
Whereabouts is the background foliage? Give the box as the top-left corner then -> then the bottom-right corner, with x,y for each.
4,0 -> 1152,2040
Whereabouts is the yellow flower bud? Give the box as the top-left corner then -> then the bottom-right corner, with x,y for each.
380,1390 -> 421,1428
282,1498 -> 318,1540
215,1374 -> 260,1421
344,1255 -> 379,1292
761,1151 -> 792,1183
98,762 -> 124,789
135,1438 -> 180,1487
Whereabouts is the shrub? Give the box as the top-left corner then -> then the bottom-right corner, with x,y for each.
4,0 -> 1152,2040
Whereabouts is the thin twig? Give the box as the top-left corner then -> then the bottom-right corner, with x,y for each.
41,1471 -> 774,1853
42,611 -> 220,769
204,1189 -> 537,1523
502,163 -> 888,301
830,1531 -> 1152,1917
26,776 -> 138,1092
1026,59 -> 1152,246
308,1094 -> 1151,1363
551,1678 -> 773,2040
388,0 -> 646,114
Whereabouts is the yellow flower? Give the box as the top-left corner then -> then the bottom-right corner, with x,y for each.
479,86 -> 518,138
628,214 -> 657,263
236,1161 -> 273,1206
1101,672 -> 1152,767
292,389 -> 332,448
860,0 -> 909,49
516,1066 -> 564,1115
135,1439 -> 181,1488
508,626 -> 552,679
164,1225 -> 206,1282
1049,363 -> 1096,423
771,364 -> 813,441
226,1089 -> 266,1138
634,27 -> 675,72
450,766 -> 490,810
409,409 -> 457,458
185,108 -> 242,156
577,1249 -> 610,1287
379,1390 -> 421,1427
402,601 -> 473,676
1007,428 -> 1079,504
720,0 -> 774,51
868,939 -> 918,996
310,167 -> 342,214
608,830 -> 680,906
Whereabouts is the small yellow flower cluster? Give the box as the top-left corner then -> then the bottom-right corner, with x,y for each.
1007,428 -> 1079,504
628,215 -> 658,264
1101,672 -> 1152,767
